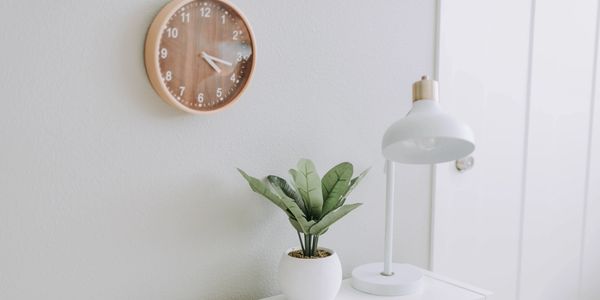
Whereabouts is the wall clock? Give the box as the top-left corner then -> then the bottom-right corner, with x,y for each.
145,0 -> 256,114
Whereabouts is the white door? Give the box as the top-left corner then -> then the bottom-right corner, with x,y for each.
432,0 -> 600,299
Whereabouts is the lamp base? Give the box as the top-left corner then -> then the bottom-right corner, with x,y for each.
351,263 -> 424,296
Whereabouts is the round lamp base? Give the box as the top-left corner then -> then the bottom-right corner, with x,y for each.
351,263 -> 424,296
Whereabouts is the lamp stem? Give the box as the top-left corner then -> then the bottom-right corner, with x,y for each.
383,160 -> 395,276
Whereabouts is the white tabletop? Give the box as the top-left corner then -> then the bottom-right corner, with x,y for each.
261,268 -> 491,300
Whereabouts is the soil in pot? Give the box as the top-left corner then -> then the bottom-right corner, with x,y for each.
288,249 -> 332,259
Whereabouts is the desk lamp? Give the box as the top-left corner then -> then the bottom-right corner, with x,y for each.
351,76 -> 475,296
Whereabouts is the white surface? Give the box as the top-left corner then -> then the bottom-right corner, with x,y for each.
433,0 -> 532,299
382,100 -> 475,164
352,263 -> 424,296
278,248 -> 342,300
0,0 -> 437,299
262,268 -> 490,300
434,0 -> 600,299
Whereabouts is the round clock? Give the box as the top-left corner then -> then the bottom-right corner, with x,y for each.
145,0 -> 256,114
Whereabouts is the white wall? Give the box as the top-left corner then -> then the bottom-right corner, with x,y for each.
0,1 -> 437,299
433,0 -> 600,299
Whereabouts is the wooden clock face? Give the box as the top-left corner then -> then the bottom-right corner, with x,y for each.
145,0 -> 255,114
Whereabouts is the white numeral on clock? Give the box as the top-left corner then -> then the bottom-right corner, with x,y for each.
179,86 -> 186,97
216,88 -> 223,98
181,12 -> 190,23
200,7 -> 211,17
166,27 -> 178,38
165,71 -> 173,81
232,30 -> 242,40
160,48 -> 168,59
197,93 -> 204,103
230,73 -> 236,82
221,15 -> 226,24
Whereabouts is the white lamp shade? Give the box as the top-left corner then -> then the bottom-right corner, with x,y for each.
382,99 -> 475,164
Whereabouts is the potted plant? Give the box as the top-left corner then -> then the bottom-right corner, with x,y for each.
238,159 -> 368,300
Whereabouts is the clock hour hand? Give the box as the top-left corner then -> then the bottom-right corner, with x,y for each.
201,52 -> 222,73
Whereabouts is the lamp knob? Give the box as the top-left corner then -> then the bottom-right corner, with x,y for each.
412,75 -> 439,102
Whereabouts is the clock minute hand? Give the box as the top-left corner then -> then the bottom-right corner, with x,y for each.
201,52 -> 222,73
203,52 -> 233,66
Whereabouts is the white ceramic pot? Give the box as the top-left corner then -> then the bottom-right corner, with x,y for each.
278,247 -> 342,300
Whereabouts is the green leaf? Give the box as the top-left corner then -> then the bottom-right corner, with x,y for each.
238,168 -> 289,214
321,162 -> 353,216
278,194 -> 315,233
288,169 -> 309,215
289,217 -> 316,235
288,218 -> 303,232
263,179 -> 315,234
290,159 -> 323,219
267,175 -> 306,214
334,198 -> 346,210
309,203 -> 362,235
342,168 -> 370,200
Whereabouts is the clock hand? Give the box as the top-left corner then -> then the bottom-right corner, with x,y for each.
201,51 -> 222,73
203,53 -> 233,66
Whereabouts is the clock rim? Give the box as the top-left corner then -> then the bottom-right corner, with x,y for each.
144,0 -> 257,114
